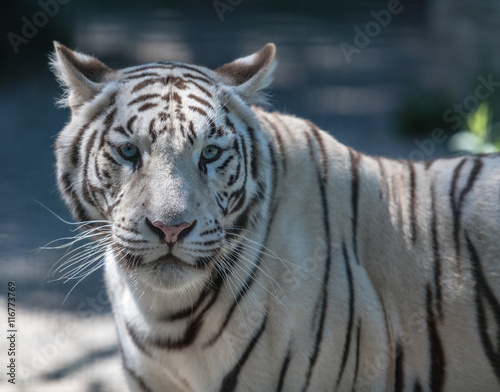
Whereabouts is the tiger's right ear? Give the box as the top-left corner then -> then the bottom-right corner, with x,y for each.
215,43 -> 277,105
50,42 -> 115,109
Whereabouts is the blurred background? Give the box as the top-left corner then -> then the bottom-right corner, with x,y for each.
1,0 -> 500,390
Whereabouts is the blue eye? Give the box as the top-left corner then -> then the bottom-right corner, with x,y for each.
201,145 -> 221,162
118,143 -> 140,161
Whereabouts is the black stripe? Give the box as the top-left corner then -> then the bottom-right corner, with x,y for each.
159,285 -> 211,321
216,197 -> 228,215
458,158 -> 483,206
70,122 -> 92,167
161,274 -> 223,349
127,93 -> 161,106
182,73 -> 215,86
60,172 -> 92,222
125,321 -> 152,357
407,160 -> 417,243
207,118 -> 218,138
216,155 -> 234,173
124,72 -> 160,80
267,142 -> 279,231
261,114 -> 287,171
351,320 -> 362,392
138,102 -> 158,112
430,184 -> 443,319
308,122 -> 328,178
112,126 -> 128,137
130,271 -> 226,351
335,242 -> 355,389
466,234 -> 500,384
127,115 -> 137,134
425,159 -> 435,170
247,126 -> 259,179
413,380 -> 423,392
426,284 -> 446,391
219,314 -> 268,392
227,164 -> 240,187
227,185 -> 246,213
188,93 -> 214,109
131,77 -> 168,93
102,151 -> 119,166
149,118 -> 157,143
99,107 -> 117,149
348,148 -> 361,263
394,341 -> 405,392
459,158 -> 483,203
205,259 -> 260,346
176,64 -> 214,81
115,222 -> 141,234
124,364 -> 155,392
449,158 -> 467,259
82,129 -> 99,206
302,130 -> 332,392
277,349 -> 291,392
225,116 -> 236,133
451,158 -> 484,265
240,133 -> 249,188
186,79 -> 213,98
188,121 -> 197,141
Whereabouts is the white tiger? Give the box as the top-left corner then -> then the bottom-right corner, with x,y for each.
51,41 -> 500,391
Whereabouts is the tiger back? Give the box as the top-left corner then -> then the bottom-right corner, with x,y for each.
51,41 -> 500,391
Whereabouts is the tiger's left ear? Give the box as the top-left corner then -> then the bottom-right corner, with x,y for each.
215,43 -> 276,105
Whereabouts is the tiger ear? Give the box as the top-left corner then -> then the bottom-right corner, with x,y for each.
50,41 -> 114,109
215,43 -> 276,105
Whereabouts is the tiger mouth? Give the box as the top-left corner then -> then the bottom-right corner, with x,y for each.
149,253 -> 213,271
150,254 -> 191,267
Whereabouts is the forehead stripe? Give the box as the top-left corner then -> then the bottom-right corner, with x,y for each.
124,72 -> 160,80
189,106 -> 207,117
138,102 -> 158,112
174,64 -> 213,80
186,80 -> 213,98
188,94 -> 213,109
113,126 -> 129,137
188,121 -> 197,140
127,115 -> 137,134
128,93 -> 161,106
182,73 -> 214,86
149,118 -> 157,143
131,78 -> 168,93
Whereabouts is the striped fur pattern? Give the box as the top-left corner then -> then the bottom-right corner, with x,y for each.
51,42 -> 500,391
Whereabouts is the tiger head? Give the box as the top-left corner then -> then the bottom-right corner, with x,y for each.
51,42 -> 276,293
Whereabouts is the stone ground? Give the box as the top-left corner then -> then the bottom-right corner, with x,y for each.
0,303 -> 126,391
0,2 -> 465,391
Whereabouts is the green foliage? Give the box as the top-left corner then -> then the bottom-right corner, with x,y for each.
449,102 -> 500,154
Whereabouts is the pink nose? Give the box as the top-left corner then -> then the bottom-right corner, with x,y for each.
151,221 -> 194,244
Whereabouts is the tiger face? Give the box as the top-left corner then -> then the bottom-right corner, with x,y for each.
52,43 -> 276,292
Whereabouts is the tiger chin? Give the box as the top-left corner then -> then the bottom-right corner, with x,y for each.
51,41 -> 500,392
